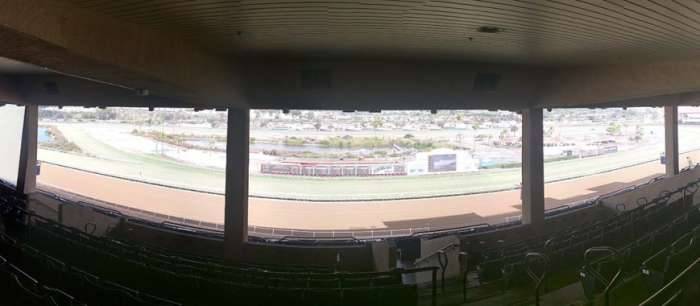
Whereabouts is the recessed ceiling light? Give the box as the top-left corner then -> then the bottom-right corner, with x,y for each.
477,26 -> 503,34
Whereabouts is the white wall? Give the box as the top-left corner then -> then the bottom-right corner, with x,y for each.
0,105 -> 25,187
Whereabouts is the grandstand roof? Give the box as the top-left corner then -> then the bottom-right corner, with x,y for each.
2,1 -> 700,110
59,1 -> 700,65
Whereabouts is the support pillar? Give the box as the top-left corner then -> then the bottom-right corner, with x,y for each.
521,108 -> 544,228
17,104 -> 38,194
224,108 -> 250,261
664,105 -> 679,176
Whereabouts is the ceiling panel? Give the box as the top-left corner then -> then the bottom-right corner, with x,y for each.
62,0 -> 700,64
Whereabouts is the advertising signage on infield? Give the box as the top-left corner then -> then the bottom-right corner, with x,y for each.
428,154 -> 457,172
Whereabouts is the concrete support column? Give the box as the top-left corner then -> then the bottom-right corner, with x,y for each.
665,105 -> 679,176
224,108 -> 250,261
521,108 -> 545,227
17,105 -> 38,194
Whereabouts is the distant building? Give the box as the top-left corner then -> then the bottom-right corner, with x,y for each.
578,140 -> 618,157
543,141 -> 577,157
680,112 -> 700,124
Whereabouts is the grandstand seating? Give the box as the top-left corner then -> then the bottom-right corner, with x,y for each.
0,185 -> 437,306
444,179 -> 700,305
3,177 -> 700,305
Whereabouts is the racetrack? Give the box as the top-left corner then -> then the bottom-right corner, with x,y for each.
39,145 -> 664,202
38,122 -> 695,201
31,122 -> 700,232
37,152 -> 689,231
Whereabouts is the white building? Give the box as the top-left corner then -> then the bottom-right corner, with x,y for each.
680,113 -> 700,124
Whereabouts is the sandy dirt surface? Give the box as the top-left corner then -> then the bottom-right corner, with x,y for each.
34,149 -> 699,231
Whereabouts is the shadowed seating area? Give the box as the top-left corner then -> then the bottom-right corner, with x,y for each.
0,185 -> 436,306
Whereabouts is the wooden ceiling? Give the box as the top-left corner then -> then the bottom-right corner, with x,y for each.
63,0 -> 700,65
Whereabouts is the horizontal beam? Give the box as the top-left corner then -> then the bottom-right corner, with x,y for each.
15,75 -> 190,108
5,0 -> 700,111
242,59 -> 546,110
540,57 -> 700,107
0,0 -> 243,107
543,90 -> 700,109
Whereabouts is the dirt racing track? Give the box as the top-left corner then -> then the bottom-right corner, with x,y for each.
37,151 -> 695,234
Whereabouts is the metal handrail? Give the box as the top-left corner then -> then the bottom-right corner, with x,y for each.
525,252 -> 549,306
670,231 -> 695,257
414,243 -> 459,265
42,286 -> 79,305
410,242 -> 459,295
640,257 -> 700,306
582,247 -> 622,306
437,250 -> 448,293
684,182 -> 699,201
458,251 -> 469,302
411,223 -> 490,238
277,235 -> 360,243
649,175 -> 665,184
658,190 -> 673,205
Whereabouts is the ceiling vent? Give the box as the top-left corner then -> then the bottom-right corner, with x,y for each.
472,73 -> 501,92
300,69 -> 332,89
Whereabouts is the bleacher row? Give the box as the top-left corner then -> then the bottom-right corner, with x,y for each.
0,190 -> 437,306
452,179 -> 700,305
